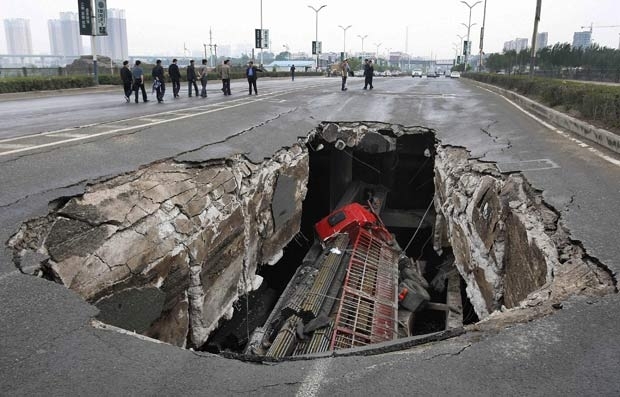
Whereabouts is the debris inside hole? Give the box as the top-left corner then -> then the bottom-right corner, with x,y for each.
203,124 -> 473,357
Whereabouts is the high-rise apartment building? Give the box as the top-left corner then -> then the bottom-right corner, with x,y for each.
572,31 -> 592,49
48,12 -> 83,57
535,32 -> 548,51
95,9 -> 128,61
4,18 -> 33,55
503,38 -> 529,53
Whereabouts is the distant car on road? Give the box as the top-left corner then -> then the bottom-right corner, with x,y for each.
426,71 -> 437,78
411,69 -> 422,78
450,71 -> 461,78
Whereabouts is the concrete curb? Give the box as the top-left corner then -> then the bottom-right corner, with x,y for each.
470,80 -> 620,155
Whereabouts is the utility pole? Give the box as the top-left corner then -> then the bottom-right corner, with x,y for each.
357,34 -> 367,59
209,28 -> 214,66
308,5 -> 326,72
405,26 -> 409,71
461,1 -> 481,72
90,0 -> 98,85
339,25 -> 352,60
530,0 -> 542,77
478,0 -> 487,72
260,0 -> 263,66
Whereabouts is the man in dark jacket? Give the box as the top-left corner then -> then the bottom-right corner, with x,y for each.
187,60 -> 199,97
120,60 -> 133,102
245,61 -> 263,95
151,59 -> 165,103
168,58 -> 181,98
364,59 -> 374,90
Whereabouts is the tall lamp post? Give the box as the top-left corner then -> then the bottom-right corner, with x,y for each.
373,42 -> 382,61
357,34 -> 368,59
478,0 -> 488,71
260,0 -> 263,65
308,4 -> 327,71
529,0 -> 542,77
338,24 -> 352,60
457,34 -> 466,65
460,1 -> 481,72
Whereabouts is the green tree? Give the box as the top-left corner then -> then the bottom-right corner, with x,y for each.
275,51 -> 290,61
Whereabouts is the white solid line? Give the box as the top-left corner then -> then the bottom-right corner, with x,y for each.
0,84 -> 325,157
0,143 -> 30,149
479,86 -> 620,168
296,358 -> 332,397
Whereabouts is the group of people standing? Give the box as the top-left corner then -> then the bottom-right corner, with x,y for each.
120,59 -> 265,103
339,58 -> 374,91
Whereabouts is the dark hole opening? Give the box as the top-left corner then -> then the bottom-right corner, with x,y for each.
203,126 -> 476,356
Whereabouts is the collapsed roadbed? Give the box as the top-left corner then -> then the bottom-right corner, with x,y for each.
7,122 -> 616,358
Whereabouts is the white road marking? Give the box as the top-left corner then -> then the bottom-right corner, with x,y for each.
479,86 -> 620,167
46,132 -> 91,139
0,83 -> 325,157
296,358 -> 332,397
0,143 -> 30,149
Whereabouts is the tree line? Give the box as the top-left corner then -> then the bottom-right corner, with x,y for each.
485,43 -> 620,75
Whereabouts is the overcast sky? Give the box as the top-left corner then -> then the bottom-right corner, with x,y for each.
1,0 -> 619,59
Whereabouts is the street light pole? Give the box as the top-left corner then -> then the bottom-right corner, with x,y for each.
338,24 -> 352,59
529,0 -> 542,77
260,0 -> 264,66
203,44 -> 207,61
478,0 -> 487,71
460,1 -> 481,72
374,43 -> 382,58
357,34 -> 368,59
308,4 -> 327,71
457,34 -> 466,64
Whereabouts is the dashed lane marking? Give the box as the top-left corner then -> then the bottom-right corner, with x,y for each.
295,358 -> 332,397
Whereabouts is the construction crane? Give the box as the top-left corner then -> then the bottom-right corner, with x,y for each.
579,24 -> 620,49
580,23 -> 620,33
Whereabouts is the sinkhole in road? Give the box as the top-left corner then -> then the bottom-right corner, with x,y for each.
204,123 -> 472,357
7,121 -> 616,360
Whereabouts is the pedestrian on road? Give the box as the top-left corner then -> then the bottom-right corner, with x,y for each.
246,61 -> 263,95
199,59 -> 208,98
220,59 -> 232,96
364,59 -> 374,90
290,64 -> 296,81
120,60 -> 133,102
152,59 -> 165,103
340,59 -> 350,91
132,60 -> 148,103
187,60 -> 199,97
169,58 -> 181,98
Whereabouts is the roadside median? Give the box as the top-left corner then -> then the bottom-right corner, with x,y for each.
465,74 -> 620,154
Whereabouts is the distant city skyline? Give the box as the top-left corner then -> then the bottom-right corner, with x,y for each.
4,18 -> 33,55
48,12 -> 83,57
94,8 -> 128,61
0,0 -> 619,59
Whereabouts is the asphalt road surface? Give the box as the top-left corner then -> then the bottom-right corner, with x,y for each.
1,75 -> 618,396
